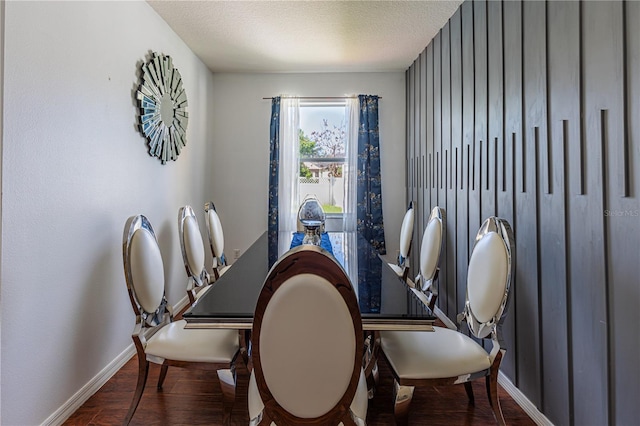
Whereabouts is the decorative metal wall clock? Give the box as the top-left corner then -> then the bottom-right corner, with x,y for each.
136,52 -> 189,164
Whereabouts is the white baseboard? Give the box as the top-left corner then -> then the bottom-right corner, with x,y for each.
41,295 -> 192,426
498,372 -> 554,426
41,344 -> 135,426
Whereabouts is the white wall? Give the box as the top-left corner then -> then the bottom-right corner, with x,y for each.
209,73 -> 407,261
1,2 -> 218,424
0,1 -> 5,421
0,4 -> 407,423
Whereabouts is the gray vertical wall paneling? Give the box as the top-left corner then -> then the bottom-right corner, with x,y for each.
572,2 -> 618,424
411,52 -> 421,281
434,31 -> 445,304
441,21 -> 456,319
420,50 -> 428,244
406,0 -> 640,423
614,3 -> 640,424
427,42 -> 437,285
468,0 -> 482,266
502,0 -> 523,385
471,0 -> 488,348
475,0 -> 494,227
449,10 -> 463,319
406,66 -> 412,211
408,63 -> 415,232
488,0 -> 515,380
412,60 -> 419,279
517,0 -> 544,408
420,48 -> 430,255
422,49 -> 429,279
544,1 -> 577,424
413,50 -> 423,281
459,0 -> 474,316
411,61 -> 419,282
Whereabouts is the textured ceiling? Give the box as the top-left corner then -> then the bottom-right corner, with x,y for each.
148,0 -> 463,73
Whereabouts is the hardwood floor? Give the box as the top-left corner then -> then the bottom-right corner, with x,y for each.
64,349 -> 535,426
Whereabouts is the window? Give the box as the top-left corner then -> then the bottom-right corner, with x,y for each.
298,101 -> 347,216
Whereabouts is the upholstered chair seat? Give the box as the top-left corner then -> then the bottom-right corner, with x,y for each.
380,328 -> 491,380
145,319 -> 239,364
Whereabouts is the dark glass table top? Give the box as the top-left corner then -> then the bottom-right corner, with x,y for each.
183,231 -> 435,331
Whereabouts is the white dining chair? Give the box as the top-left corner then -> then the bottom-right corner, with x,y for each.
122,214 -> 241,425
379,216 -> 515,426
248,245 -> 368,425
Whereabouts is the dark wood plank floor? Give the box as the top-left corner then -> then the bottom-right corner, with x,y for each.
64,345 -> 535,426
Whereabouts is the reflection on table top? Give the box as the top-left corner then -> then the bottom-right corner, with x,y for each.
183,231 -> 435,331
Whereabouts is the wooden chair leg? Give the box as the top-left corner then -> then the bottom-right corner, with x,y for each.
124,356 -> 149,425
486,350 -> 506,426
464,381 -> 475,405
217,367 -> 237,426
157,364 -> 169,389
393,380 -> 414,426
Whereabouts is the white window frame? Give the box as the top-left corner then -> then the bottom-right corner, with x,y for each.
298,100 -> 348,229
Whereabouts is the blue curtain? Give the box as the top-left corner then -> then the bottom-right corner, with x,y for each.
357,236 -> 382,313
268,97 -> 281,267
357,95 -> 386,255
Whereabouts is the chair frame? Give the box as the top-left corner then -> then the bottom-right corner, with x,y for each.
366,207 -> 445,398
178,205 -> 212,304
413,206 -> 445,311
122,215 -> 240,425
380,216 -> 515,426
250,245 -> 365,425
204,201 -> 227,280
395,201 -> 415,281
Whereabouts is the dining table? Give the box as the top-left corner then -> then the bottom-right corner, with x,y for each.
183,230 -> 436,331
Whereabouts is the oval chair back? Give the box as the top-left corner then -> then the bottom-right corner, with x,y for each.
413,206 -> 445,310
251,245 -> 364,425
398,202 -> 415,262
205,201 -> 227,278
178,205 -> 210,303
464,217 -> 515,339
123,215 -> 166,323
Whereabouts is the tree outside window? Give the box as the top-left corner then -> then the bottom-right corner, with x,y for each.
298,104 -> 347,214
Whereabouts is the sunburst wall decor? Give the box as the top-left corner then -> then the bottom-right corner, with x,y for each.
136,52 -> 189,164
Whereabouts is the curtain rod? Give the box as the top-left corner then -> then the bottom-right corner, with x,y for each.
262,96 -> 381,100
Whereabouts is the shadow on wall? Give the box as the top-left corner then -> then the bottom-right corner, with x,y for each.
156,218 -> 178,303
